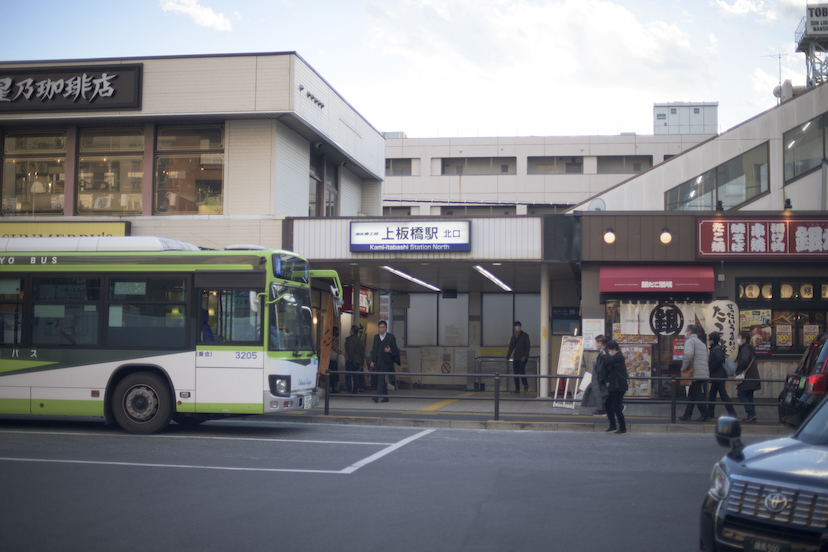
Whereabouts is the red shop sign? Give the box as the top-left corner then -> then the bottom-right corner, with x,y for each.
698,218 -> 828,258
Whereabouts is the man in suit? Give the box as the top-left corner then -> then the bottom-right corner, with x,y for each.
506,321 -> 531,394
370,320 -> 400,403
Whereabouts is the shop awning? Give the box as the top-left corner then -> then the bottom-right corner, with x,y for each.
599,266 -> 715,293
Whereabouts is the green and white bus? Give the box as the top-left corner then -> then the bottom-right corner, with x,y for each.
0,236 -> 342,434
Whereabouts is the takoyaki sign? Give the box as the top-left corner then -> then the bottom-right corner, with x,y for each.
698,218 -> 828,258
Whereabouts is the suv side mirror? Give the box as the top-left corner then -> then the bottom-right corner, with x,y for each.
715,416 -> 744,460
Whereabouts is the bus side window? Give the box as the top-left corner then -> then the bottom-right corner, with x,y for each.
200,290 -> 262,344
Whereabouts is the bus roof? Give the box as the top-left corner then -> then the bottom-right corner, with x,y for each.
0,236 -> 201,252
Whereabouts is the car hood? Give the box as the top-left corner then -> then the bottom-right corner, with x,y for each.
735,437 -> 828,484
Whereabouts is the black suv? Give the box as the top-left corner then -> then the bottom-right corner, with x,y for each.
778,332 -> 828,428
700,405 -> 828,551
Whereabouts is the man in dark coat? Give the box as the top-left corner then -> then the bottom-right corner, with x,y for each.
706,332 -> 737,419
344,325 -> 364,394
370,320 -> 400,403
506,321 -> 531,394
603,340 -> 628,434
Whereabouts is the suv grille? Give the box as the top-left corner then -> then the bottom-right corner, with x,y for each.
727,479 -> 828,529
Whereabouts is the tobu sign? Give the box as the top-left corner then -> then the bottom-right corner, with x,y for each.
0,65 -> 142,113
698,218 -> 828,258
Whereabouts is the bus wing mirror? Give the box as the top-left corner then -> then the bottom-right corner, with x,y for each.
330,284 -> 342,317
251,291 -> 266,312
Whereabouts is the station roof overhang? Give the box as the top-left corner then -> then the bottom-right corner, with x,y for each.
308,260 -> 579,295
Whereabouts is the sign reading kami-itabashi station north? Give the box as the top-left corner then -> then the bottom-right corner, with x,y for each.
350,220 -> 471,252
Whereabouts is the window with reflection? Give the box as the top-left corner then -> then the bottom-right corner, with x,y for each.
0,278 -> 23,345
77,128 -> 144,215
31,277 -> 100,347
154,126 -> 223,215
784,115 -> 824,183
269,284 -> 315,352
2,130 -> 66,216
665,143 -> 768,211
106,277 -> 187,348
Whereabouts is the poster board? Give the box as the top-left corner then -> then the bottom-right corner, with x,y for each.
582,319 -> 604,350
318,296 -> 335,375
620,344 -> 652,398
553,336 -> 584,408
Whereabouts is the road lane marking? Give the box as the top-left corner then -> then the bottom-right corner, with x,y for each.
419,392 -> 476,412
0,430 -> 393,446
341,428 -> 435,474
0,429 -> 437,475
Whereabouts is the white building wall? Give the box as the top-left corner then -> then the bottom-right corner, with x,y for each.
292,57 -> 385,180
361,181 -> 382,216
383,134 -> 712,209
225,120 -> 274,216
339,167 -> 362,217
274,120 -> 310,217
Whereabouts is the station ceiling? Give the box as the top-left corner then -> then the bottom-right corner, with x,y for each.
312,260 -> 579,294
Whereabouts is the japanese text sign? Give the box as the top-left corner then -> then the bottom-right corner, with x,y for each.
350,220 -> 471,252
0,65 -> 142,113
698,218 -> 828,258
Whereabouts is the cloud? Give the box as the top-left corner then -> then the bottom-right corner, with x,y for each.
159,0 -> 233,31
363,0 -> 714,134
711,0 -> 777,21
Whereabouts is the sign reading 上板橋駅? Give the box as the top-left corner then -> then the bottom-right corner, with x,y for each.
698,218 -> 828,258
0,65 -> 142,113
350,220 -> 471,252
804,4 -> 828,36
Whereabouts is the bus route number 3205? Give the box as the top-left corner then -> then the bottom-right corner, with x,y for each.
235,352 -> 258,360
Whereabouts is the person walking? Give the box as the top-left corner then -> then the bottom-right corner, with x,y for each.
603,340 -> 628,434
580,334 -> 609,416
735,330 -> 761,423
370,320 -> 400,403
344,325 -> 364,394
706,332 -> 737,419
506,321 -> 531,394
678,324 -> 710,421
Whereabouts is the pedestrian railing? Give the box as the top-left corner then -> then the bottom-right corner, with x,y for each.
321,370 -> 788,423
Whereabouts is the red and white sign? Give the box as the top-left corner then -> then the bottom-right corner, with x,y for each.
698,218 -> 828,258
599,266 -> 715,293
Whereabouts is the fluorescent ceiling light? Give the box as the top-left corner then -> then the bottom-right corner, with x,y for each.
381,266 -> 441,292
474,265 -> 512,292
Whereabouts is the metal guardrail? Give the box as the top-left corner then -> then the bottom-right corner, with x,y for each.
322,371 -> 788,423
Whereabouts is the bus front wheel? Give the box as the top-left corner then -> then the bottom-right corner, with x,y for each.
112,372 -> 172,434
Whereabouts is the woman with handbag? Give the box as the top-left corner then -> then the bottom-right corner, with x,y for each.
735,330 -> 761,423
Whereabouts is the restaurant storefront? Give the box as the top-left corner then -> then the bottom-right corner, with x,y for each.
580,211 -> 828,400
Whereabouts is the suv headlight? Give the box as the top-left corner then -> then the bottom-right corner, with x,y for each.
709,463 -> 730,501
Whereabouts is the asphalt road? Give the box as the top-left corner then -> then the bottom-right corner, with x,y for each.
0,417 -> 778,552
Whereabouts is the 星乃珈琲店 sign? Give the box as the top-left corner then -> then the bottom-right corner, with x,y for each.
698,218 -> 828,258
350,220 -> 471,252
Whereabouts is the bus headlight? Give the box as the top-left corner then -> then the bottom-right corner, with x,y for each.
709,463 -> 730,501
268,375 -> 291,397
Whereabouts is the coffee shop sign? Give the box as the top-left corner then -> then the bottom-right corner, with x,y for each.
0,72 -> 116,104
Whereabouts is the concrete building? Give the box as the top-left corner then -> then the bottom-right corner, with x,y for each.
383,112 -> 714,216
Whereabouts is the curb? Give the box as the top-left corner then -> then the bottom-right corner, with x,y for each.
259,413 -> 789,435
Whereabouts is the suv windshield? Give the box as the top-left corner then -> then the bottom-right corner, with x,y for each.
268,284 -> 315,353
798,400 -> 828,445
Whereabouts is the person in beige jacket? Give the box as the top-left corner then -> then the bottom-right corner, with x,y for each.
678,324 -> 711,422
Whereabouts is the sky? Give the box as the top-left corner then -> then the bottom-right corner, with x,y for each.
0,0 -> 812,137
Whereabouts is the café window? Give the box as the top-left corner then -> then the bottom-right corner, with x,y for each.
1,130 -> 66,216
77,128 -> 144,215
154,126 -> 223,215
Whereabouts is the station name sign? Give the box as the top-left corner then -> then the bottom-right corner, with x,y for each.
0,64 -> 142,113
350,220 -> 471,252
698,218 -> 828,258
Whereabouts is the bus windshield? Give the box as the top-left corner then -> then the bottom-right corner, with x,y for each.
269,283 -> 315,354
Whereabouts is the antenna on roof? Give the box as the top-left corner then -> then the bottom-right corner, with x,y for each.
587,198 -> 606,211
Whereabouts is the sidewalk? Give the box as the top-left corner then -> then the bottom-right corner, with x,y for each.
259,388 -> 791,435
